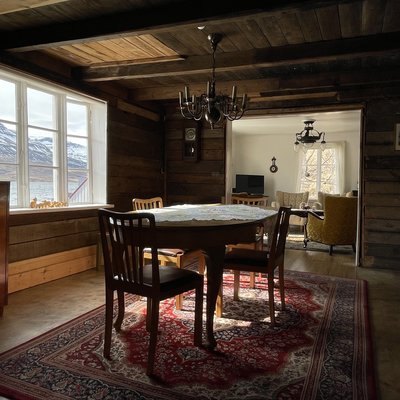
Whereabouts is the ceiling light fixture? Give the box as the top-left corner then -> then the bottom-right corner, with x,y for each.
178,33 -> 247,129
294,119 -> 326,152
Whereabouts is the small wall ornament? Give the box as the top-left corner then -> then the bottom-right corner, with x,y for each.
269,156 -> 278,173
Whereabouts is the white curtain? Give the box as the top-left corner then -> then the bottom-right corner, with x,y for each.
330,141 -> 345,194
296,151 -> 305,192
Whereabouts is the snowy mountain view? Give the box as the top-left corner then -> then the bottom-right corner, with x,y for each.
0,121 -> 88,205
0,121 -> 87,169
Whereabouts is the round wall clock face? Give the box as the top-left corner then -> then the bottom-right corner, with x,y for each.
270,165 -> 278,173
185,128 -> 197,141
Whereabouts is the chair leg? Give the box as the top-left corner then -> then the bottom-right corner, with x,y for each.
114,290 -> 125,332
194,283 -> 204,347
146,299 -> 160,376
216,283 -> 223,318
329,245 -> 333,255
95,234 -> 102,270
175,294 -> 183,310
146,298 -> 152,332
198,255 -> 206,275
249,272 -> 256,288
233,270 -> 241,300
268,273 -> 275,327
103,288 -> 114,359
175,258 -> 183,310
278,265 -> 285,310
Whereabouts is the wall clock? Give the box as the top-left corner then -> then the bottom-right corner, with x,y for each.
184,127 -> 197,141
269,156 -> 278,173
183,127 -> 200,161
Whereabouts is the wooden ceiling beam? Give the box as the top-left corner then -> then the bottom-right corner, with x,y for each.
74,32 -> 400,82
129,67 -> 400,101
0,0 -> 358,51
0,0 -> 71,15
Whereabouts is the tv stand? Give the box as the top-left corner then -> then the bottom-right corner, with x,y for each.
231,193 -> 269,206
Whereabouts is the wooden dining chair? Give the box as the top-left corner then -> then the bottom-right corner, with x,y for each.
218,206 -> 291,326
132,197 -> 206,310
98,208 -> 204,376
132,196 -> 164,210
227,195 -> 268,288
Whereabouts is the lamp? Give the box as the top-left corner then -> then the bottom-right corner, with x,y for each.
178,33 -> 247,129
294,119 -> 326,152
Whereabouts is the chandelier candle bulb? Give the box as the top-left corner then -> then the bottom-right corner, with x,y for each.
179,91 -> 183,106
184,86 -> 190,102
232,86 -> 237,102
242,93 -> 247,108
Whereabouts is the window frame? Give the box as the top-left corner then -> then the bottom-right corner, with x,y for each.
0,68 -> 107,209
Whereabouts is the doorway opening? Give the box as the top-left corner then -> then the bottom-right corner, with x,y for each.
226,109 -> 362,265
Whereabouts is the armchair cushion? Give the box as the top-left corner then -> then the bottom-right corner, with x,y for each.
316,191 -> 341,209
306,196 -> 357,251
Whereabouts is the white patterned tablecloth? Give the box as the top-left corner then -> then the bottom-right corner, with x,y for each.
142,204 -> 276,222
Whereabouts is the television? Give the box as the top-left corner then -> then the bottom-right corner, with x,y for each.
234,174 -> 264,195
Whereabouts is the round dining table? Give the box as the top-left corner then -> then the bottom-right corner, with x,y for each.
136,204 -> 277,349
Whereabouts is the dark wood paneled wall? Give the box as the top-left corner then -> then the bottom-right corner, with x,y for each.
164,110 -> 225,205
363,99 -> 400,269
107,105 -> 164,211
9,209 -> 99,263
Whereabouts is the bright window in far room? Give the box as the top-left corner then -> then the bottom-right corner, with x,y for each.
297,142 -> 345,199
0,69 -> 107,208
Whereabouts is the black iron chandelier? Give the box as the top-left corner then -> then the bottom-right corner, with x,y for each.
178,33 -> 247,129
294,119 -> 327,152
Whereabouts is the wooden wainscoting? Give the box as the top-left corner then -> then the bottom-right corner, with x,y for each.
8,245 -> 97,293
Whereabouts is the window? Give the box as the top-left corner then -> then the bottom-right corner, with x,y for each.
297,142 -> 345,199
0,69 -> 107,208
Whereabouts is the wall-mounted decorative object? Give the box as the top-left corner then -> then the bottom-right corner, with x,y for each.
294,119 -> 326,152
183,127 -> 200,161
395,123 -> 400,151
178,33 -> 247,129
269,156 -> 278,173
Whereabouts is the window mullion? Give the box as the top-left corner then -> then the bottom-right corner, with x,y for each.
18,81 -> 30,207
59,94 -> 67,203
316,149 -> 322,192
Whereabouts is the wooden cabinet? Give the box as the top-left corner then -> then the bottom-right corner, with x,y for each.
0,181 -> 10,316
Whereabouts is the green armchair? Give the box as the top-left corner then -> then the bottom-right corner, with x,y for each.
305,195 -> 357,255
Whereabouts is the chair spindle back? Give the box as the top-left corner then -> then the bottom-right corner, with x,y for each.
268,206 -> 291,264
132,197 -> 164,210
98,209 -> 160,291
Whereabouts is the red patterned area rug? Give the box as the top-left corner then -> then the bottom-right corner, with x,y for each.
0,271 -> 376,400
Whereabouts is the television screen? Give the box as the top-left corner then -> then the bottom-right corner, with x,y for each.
235,174 -> 264,195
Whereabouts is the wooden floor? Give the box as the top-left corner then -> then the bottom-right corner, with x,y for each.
0,248 -> 399,400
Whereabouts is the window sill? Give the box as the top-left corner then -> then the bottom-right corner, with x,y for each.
10,204 -> 114,215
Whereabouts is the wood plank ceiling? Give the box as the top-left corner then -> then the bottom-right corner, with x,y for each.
0,0 -> 399,105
